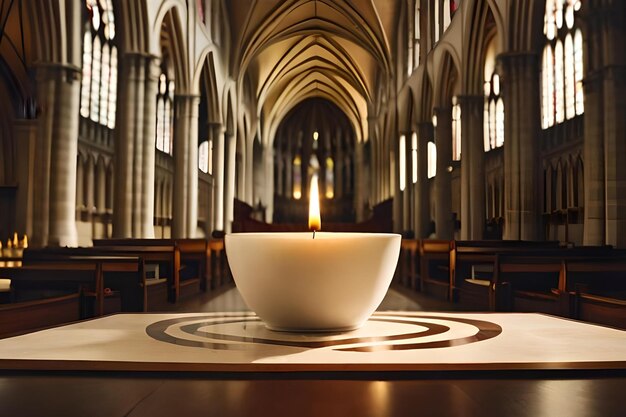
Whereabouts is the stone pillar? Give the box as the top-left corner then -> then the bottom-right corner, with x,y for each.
85,157 -> 95,215
499,52 -> 542,241
211,124 -> 225,231
414,122 -> 431,238
335,134 -> 344,199
245,135 -> 255,204
140,57 -> 159,238
458,95 -> 486,240
224,131 -> 236,233
33,63 -> 81,247
434,107 -> 453,239
112,54 -> 138,238
275,148 -> 284,197
284,142 -> 293,199
14,120 -> 38,238
582,1 -> 626,246
354,141 -> 365,221
172,95 -> 200,238
263,145 -> 275,222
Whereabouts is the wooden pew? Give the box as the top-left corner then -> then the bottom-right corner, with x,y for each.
93,239 -> 180,303
449,240 -> 560,306
27,251 -> 145,313
16,252 -> 145,315
396,239 -> 418,288
492,254 -> 566,314
0,292 -> 81,338
93,238 -> 217,302
0,264 -> 95,318
419,239 -> 453,298
474,247 -> 619,315
566,258 -> 626,329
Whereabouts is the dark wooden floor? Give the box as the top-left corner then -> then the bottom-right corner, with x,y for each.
1,285 -> 624,417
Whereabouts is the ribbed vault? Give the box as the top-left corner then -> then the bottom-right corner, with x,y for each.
225,0 -> 402,146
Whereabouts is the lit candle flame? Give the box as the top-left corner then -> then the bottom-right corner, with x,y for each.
308,174 -> 321,233
13,232 -> 18,247
23,235 -> 28,249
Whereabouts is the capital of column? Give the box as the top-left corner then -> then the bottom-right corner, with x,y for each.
497,51 -> 539,81
34,61 -> 81,82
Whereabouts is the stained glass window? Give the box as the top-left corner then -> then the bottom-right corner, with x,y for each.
427,141 -> 437,179
414,2 -> 420,69
80,0 -> 117,129
411,132 -> 418,184
199,140 -> 211,174
399,134 -> 406,191
325,157 -> 334,199
483,36 -> 504,152
293,155 -> 302,200
156,71 -> 175,155
541,0 -> 583,129
452,97 -> 461,161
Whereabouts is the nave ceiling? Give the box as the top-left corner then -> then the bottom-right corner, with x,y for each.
225,0 -> 403,145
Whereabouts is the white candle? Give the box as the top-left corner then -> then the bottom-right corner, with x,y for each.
225,174 -> 401,332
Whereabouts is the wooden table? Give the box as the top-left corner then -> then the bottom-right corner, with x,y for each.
0,311 -> 624,416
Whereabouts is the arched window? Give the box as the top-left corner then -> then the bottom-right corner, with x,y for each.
325,157 -> 334,199
293,155 -> 302,200
199,140 -> 212,174
399,134 -> 406,191
541,0 -> 583,129
156,70 -> 174,155
427,141 -> 437,179
483,36 -> 504,152
411,132 -> 418,184
413,2 -> 420,69
433,0 -> 440,44
80,0 -> 117,129
452,97 -> 461,161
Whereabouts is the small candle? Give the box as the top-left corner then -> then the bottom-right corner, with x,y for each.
308,174 -> 321,234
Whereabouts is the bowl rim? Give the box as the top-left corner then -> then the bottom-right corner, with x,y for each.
225,232 -> 401,239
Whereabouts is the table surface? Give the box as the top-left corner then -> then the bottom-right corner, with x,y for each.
1,292 -> 625,416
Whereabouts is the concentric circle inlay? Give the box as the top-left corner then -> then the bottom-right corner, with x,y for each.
146,313 -> 502,352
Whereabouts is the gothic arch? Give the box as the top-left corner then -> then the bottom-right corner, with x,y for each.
462,0 -> 502,95
435,51 -> 460,107
156,5 -> 189,92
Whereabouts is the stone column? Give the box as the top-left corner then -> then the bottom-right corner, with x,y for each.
211,124 -> 225,231
582,1 -> 626,246
263,145 -> 275,222
33,63 -> 81,247
354,140 -> 365,221
499,52 -> 542,241
113,53 -> 141,238
434,107 -> 453,239
245,135 -> 255,204
402,132 -> 412,232
414,122 -> 431,238
14,120 -> 38,238
458,95 -> 486,240
140,56 -> 159,238
224,131 -> 236,233
335,133 -> 344,199
284,141 -> 293,199
275,148 -> 284,197
172,94 -> 200,238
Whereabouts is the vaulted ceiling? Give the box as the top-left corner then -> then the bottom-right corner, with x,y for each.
225,0 -> 403,144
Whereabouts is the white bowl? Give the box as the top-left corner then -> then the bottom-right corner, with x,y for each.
225,232 -> 401,332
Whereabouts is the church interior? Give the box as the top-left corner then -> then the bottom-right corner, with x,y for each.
0,0 -> 626,415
